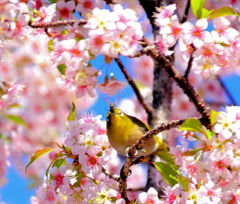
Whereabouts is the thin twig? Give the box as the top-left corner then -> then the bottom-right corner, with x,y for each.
29,19 -> 87,28
103,0 -> 115,4
181,0 -> 191,23
129,119 -> 185,156
184,44 -> 195,78
100,165 -> 120,182
119,119 -> 185,202
206,100 -> 229,106
129,45 -> 154,58
127,187 -> 145,192
216,75 -> 237,105
114,57 -> 153,120
141,38 -> 211,129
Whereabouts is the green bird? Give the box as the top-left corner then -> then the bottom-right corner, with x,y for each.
106,104 -> 172,159
106,104 -> 189,189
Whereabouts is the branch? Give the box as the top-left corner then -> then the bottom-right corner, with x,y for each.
180,0 -> 191,23
119,119 -> 185,202
114,57 -> 153,120
100,165 -> 120,182
138,0 -> 164,28
206,100 -> 230,106
216,75 -> 237,105
141,38 -> 211,129
184,45 -> 195,78
29,19 -> 87,29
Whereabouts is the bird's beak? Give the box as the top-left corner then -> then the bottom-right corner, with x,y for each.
110,103 -> 115,113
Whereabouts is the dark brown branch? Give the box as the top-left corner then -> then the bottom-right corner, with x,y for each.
128,51 -> 145,58
114,57 -> 153,120
138,0 -> 164,27
119,119 -> 185,202
181,0 -> 191,23
129,119 -> 185,157
184,45 -> 195,78
127,187 -> 145,192
216,75 -> 237,106
141,38 -> 211,129
29,19 -> 87,29
103,0 -> 115,4
129,45 -> 154,58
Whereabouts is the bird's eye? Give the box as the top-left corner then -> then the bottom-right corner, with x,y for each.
119,111 -> 124,117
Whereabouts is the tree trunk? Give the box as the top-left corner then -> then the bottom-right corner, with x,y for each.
138,0 -> 175,192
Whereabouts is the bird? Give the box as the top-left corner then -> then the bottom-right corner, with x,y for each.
106,104 -> 190,189
106,103 -> 169,158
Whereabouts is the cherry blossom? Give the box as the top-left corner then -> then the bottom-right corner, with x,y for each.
132,55 -> 154,86
182,18 -> 211,48
1,1 -> 240,204
155,4 -> 177,27
138,187 -> 162,203
75,0 -> 97,18
56,0 -> 75,19
97,74 -> 127,96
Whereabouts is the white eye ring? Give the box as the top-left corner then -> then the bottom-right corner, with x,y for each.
119,111 -> 124,117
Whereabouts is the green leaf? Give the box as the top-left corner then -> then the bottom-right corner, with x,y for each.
7,114 -> 28,128
191,0 -> 205,18
182,148 -> 202,156
26,147 -> 54,171
52,158 -> 66,168
0,133 -> 10,143
200,8 -> 215,18
210,109 -> 220,126
48,0 -> 56,3
57,64 -> 66,76
67,102 -> 76,121
8,103 -> 21,109
46,160 -> 55,177
154,162 -> 179,187
180,118 -> 203,133
156,150 -> 178,170
205,128 -> 215,141
208,7 -> 239,20
178,175 -> 190,191
48,40 -> 53,52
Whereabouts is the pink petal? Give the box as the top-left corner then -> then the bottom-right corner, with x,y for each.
196,18 -> 208,30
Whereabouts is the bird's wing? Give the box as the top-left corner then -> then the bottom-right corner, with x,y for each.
127,115 -> 150,132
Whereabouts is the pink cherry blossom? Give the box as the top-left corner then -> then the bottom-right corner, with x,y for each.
164,184 -> 181,204
75,0 -> 95,17
97,74 -> 126,96
160,15 -> 182,47
182,18 -> 211,48
132,55 -> 154,86
138,187 -> 162,203
56,0 -> 75,19
155,4 -> 177,27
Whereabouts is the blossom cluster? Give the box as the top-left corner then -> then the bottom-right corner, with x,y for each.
154,4 -> 240,77
1,0 -> 240,203
0,23 -> 76,182
163,106 -> 240,203
30,114 -> 159,203
50,2 -> 142,97
29,105 -> 240,203
130,55 -> 226,124
0,1 -> 130,98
